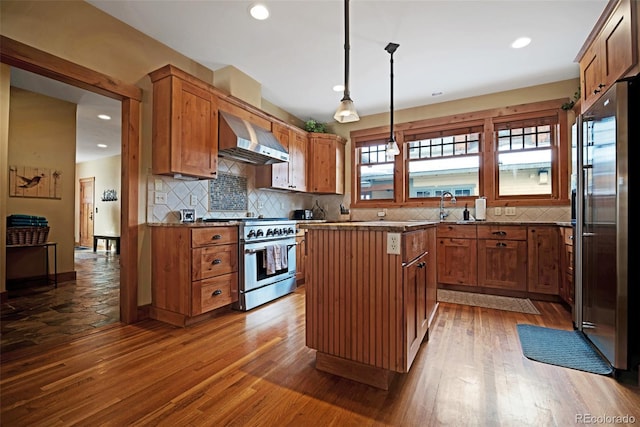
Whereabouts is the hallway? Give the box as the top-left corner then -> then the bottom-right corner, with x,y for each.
1,249 -> 120,354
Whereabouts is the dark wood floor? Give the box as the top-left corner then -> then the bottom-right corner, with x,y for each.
1,249 -> 120,352
1,282 -> 638,426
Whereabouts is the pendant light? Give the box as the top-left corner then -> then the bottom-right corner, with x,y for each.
385,42 -> 400,158
334,0 -> 359,123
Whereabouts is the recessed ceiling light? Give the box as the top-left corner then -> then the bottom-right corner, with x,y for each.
511,37 -> 531,49
97,114 -> 111,120
97,144 -> 108,148
249,3 -> 269,20
333,84 -> 345,92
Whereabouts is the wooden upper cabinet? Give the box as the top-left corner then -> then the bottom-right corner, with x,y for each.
579,0 -> 637,112
149,65 -> 218,179
255,123 -> 307,192
307,133 -> 346,194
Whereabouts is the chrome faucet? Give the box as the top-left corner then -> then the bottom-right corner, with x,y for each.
439,191 -> 457,221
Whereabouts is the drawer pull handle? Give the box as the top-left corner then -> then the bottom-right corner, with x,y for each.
492,231 -> 507,236
496,242 -> 507,247
212,259 -> 222,265
212,289 -> 222,296
212,234 -> 223,240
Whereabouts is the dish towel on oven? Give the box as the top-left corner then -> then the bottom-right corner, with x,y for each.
265,245 -> 288,275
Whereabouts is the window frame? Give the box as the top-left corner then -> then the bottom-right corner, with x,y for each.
350,99 -> 569,209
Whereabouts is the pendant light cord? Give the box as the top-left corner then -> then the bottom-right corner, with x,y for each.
343,0 -> 351,100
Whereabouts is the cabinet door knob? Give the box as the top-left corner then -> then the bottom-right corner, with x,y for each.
212,289 -> 222,296
212,259 -> 222,265
418,262 -> 426,268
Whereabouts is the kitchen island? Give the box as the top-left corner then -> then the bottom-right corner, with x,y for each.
301,221 -> 438,389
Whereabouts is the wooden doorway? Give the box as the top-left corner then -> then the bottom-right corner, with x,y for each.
79,177 -> 95,248
1,35 -> 142,323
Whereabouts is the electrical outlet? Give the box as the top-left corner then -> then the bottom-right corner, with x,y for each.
190,194 -> 198,206
494,207 -> 502,216
505,206 -> 516,216
258,202 -> 264,210
377,210 -> 386,218
387,233 -> 401,255
154,179 -> 163,191
154,192 -> 167,204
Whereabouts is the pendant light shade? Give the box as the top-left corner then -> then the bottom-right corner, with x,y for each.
334,0 -> 359,123
385,42 -> 400,158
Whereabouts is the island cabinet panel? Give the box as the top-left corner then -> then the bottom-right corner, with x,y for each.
305,224 -> 436,389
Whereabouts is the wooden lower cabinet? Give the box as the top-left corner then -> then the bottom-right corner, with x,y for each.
559,226 -> 575,307
305,225 -> 437,389
437,224 -> 477,286
151,226 -> 238,326
477,225 -> 527,291
527,226 -> 560,295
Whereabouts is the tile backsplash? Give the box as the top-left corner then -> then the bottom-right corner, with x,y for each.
147,159 -> 571,224
147,158 -> 314,223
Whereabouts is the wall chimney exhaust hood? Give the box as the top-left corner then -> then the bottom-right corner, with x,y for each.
218,111 -> 289,164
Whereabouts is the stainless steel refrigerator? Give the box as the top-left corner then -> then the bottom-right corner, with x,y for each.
577,75 -> 638,375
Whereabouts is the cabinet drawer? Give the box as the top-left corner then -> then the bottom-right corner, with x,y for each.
437,224 -> 477,239
477,225 -> 526,240
403,229 -> 428,263
191,272 -> 238,315
192,244 -> 238,280
192,227 -> 238,248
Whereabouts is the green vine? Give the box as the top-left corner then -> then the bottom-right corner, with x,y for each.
304,119 -> 327,133
561,87 -> 581,111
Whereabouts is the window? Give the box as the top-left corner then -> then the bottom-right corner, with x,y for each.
494,116 -> 557,197
406,127 -> 481,200
357,141 -> 394,200
350,100 -> 568,207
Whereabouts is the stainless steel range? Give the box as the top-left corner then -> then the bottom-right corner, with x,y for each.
233,218 -> 297,311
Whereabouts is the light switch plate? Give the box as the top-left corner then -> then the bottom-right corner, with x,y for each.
154,179 -> 163,191
190,194 -> 198,206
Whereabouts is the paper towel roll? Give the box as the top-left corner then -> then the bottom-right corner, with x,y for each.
475,197 -> 486,221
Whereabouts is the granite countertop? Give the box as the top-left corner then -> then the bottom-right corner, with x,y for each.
147,221 -> 241,227
300,220 -> 438,232
438,220 -> 574,227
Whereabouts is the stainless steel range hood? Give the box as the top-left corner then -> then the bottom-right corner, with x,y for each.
218,111 -> 289,164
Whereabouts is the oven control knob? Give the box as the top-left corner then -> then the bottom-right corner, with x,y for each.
247,230 -> 256,239
288,227 -> 294,235
266,229 -> 274,236
256,229 -> 264,237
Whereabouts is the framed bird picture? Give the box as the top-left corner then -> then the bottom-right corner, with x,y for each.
9,165 -> 62,199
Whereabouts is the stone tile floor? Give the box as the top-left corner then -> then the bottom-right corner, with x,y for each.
1,248 -> 120,354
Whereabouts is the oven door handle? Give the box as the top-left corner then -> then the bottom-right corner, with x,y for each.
244,242 -> 299,254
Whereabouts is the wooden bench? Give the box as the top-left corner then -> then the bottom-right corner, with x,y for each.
93,235 -> 120,254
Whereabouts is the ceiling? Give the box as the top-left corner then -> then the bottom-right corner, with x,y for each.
10,1 -> 608,162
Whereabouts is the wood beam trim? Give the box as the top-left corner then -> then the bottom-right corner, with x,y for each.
0,35 -> 142,101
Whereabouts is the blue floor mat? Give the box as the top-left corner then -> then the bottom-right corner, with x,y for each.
517,324 -> 613,375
